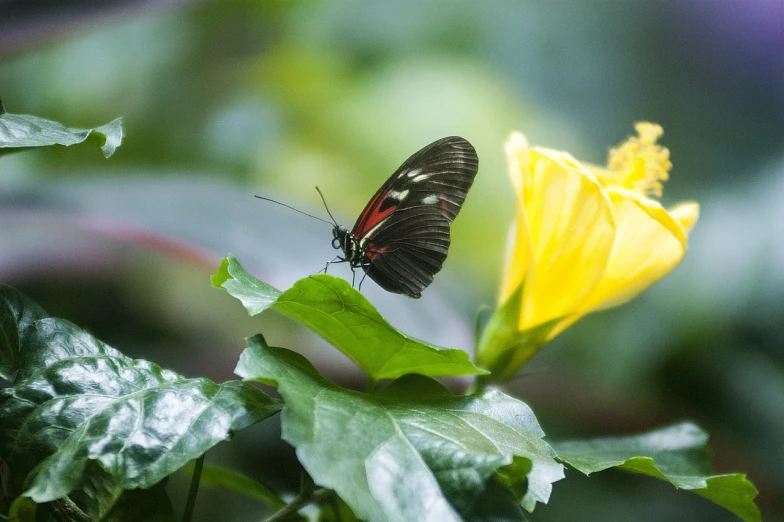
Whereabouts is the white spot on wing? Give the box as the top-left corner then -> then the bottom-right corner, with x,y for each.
421,195 -> 438,205
404,168 -> 422,178
412,174 -> 430,182
388,189 -> 409,201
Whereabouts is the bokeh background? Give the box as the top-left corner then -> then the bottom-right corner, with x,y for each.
1,1 -> 783,520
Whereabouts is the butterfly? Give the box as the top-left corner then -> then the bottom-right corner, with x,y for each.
328,136 -> 478,298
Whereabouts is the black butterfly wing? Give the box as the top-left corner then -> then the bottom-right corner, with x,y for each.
351,136 -> 478,234
361,207 -> 452,298
351,136 -> 478,297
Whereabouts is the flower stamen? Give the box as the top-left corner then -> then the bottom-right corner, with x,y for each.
604,122 -> 671,198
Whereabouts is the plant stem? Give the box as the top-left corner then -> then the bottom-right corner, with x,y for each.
262,474 -> 336,522
473,304 -> 492,349
466,374 -> 489,395
182,454 -> 204,522
49,497 -> 90,522
311,488 -> 336,505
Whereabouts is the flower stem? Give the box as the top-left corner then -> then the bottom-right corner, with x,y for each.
466,374 -> 489,395
182,454 -> 204,522
474,304 -> 492,350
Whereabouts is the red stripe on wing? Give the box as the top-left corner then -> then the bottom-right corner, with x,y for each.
353,191 -> 397,237
364,244 -> 389,261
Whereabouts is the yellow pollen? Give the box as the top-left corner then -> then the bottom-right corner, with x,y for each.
604,122 -> 671,198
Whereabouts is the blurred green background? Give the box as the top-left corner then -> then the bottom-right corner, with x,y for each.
1,1 -> 782,520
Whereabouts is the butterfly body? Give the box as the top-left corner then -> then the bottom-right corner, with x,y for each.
330,136 -> 478,298
331,225 -> 362,266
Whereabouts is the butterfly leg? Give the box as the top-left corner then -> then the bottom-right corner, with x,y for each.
322,256 -> 345,274
357,269 -> 369,291
347,260 -> 368,289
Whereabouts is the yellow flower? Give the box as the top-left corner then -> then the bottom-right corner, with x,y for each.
476,123 -> 699,382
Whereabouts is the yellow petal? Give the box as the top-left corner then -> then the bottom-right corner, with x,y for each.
498,132 -> 533,304
580,189 -> 693,311
669,201 -> 700,233
518,147 -> 616,329
481,124 -> 699,383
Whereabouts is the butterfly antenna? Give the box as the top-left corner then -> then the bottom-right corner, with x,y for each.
315,186 -> 340,227
254,195 -> 334,227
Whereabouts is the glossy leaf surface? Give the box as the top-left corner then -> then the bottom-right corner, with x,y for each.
0,283 -> 49,381
236,335 -> 563,522
0,285 -> 280,517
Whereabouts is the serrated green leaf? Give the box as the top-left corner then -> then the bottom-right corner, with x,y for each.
0,289 -> 281,516
236,335 -> 563,522
0,284 -> 49,382
552,423 -> 761,522
214,255 -> 487,380
0,101 -> 123,158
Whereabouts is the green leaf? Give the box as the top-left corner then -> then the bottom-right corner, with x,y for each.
8,496 -> 38,522
69,463 -> 125,520
274,275 -> 486,381
102,480 -> 178,522
236,335 -> 563,522
0,284 -> 49,382
12,480 -> 178,522
0,98 -> 122,158
552,423 -> 761,522
0,288 -> 281,517
318,496 -> 363,522
187,463 -> 286,509
214,255 -> 487,380
461,478 -> 529,522
211,255 -> 281,314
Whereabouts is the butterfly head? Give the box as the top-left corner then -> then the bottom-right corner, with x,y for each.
332,225 -> 364,265
331,225 -> 349,250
